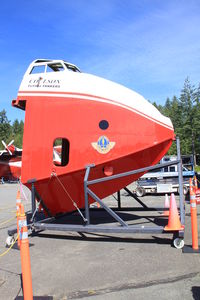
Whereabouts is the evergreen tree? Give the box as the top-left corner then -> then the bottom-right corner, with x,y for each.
152,101 -> 165,114
164,97 -> 172,117
0,111 -> 24,149
12,119 -> 20,135
11,119 -> 24,147
179,78 -> 197,162
152,79 -> 200,163
0,110 -> 12,148
193,83 -> 200,163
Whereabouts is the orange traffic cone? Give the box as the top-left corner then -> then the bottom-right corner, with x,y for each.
189,178 -> 194,195
190,188 -> 199,250
19,203 -> 33,299
194,176 -> 198,191
16,189 -> 21,248
162,194 -> 170,216
164,193 -> 183,231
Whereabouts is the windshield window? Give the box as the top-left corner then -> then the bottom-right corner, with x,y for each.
47,63 -> 65,72
64,63 -> 80,72
29,61 -> 81,74
30,65 -> 45,74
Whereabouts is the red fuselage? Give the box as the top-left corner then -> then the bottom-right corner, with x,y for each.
12,59 -> 174,215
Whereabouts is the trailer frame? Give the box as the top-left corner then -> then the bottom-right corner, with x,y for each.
8,137 -> 185,247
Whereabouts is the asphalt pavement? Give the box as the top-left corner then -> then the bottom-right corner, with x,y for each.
0,183 -> 200,300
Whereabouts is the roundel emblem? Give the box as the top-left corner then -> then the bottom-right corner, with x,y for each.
91,136 -> 115,154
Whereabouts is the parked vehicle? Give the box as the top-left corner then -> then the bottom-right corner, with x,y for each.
134,155 -> 194,196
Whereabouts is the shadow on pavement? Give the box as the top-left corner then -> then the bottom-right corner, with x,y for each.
34,231 -> 173,246
191,286 -> 200,300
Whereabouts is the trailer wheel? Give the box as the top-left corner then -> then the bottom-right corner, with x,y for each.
135,186 -> 146,197
173,238 -> 184,249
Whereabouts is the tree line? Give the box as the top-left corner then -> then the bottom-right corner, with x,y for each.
152,78 -> 200,165
0,109 -> 24,149
0,77 -> 199,164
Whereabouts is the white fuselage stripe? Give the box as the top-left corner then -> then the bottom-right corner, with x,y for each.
18,92 -> 173,130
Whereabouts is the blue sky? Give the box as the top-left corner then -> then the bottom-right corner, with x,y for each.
0,0 -> 200,123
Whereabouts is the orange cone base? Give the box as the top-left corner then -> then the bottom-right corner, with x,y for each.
183,245 -> 200,253
164,224 -> 184,231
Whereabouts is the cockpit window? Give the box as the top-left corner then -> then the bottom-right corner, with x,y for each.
29,61 -> 81,74
47,63 -> 65,72
30,65 -> 46,74
64,63 -> 80,72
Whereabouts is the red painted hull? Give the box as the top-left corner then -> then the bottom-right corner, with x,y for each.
0,156 -> 21,181
16,95 -> 174,215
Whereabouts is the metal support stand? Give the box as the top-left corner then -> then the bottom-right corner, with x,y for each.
27,178 -> 36,222
176,137 -> 185,225
8,138 -> 185,245
117,191 -> 121,209
84,165 -> 94,225
87,187 -> 128,227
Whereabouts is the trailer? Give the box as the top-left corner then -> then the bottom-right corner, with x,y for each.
7,138 -> 185,249
134,155 -> 194,197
